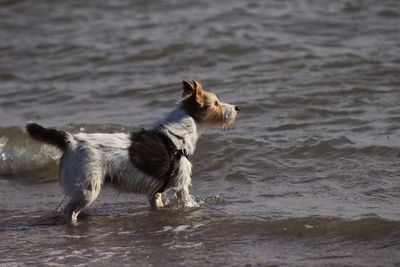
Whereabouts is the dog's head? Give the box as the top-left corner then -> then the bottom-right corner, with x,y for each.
180,80 -> 239,128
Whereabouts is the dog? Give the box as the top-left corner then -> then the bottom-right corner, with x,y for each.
26,80 -> 239,223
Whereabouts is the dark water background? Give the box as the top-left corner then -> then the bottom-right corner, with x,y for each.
1,0 -> 400,266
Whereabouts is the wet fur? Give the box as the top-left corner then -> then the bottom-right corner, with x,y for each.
26,80 -> 238,223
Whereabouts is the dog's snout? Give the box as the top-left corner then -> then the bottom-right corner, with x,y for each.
235,106 -> 240,111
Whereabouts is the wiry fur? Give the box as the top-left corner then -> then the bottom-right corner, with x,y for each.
26,123 -> 68,150
26,80 -> 238,223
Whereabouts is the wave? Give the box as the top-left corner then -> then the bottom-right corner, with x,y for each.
278,136 -> 400,158
2,205 -> 399,243
0,124 -> 130,182
194,216 -> 400,242
2,126 -> 399,182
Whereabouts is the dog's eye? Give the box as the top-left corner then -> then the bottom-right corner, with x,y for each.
214,101 -> 219,106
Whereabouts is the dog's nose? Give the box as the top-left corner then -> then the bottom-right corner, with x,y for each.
235,106 -> 240,111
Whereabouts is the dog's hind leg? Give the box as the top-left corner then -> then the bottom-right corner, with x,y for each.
149,192 -> 164,209
65,178 -> 102,223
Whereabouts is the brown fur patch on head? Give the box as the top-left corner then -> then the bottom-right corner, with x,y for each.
181,80 -> 226,127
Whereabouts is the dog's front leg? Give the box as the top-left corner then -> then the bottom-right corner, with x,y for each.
149,192 -> 164,209
176,186 -> 198,207
175,187 -> 189,202
174,157 -> 194,206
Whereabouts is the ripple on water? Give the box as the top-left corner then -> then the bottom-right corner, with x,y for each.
1,0 -> 400,265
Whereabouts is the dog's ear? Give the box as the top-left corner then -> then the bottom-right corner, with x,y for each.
182,80 -> 194,98
192,80 -> 204,106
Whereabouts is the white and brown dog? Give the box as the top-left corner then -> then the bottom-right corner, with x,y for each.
26,80 -> 239,223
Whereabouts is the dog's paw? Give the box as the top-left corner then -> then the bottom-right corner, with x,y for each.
183,194 -> 199,208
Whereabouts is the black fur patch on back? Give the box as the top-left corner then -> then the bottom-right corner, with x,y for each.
129,129 -> 180,181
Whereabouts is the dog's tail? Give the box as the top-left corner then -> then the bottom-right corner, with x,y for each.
26,123 -> 70,151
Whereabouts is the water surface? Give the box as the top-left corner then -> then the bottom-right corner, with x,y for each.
1,0 -> 400,265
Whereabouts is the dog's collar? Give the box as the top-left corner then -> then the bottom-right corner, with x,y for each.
167,130 -> 190,158
181,148 -> 189,159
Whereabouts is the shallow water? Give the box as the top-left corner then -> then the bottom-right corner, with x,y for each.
1,0 -> 400,266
